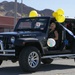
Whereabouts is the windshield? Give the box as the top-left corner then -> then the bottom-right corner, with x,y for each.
15,17 -> 49,32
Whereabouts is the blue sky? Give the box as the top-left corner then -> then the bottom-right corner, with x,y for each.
0,0 -> 75,17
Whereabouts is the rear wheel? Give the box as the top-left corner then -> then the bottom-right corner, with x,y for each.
42,58 -> 53,64
0,60 -> 2,65
19,47 -> 41,72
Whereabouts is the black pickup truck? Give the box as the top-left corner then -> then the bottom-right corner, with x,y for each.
0,17 -> 75,72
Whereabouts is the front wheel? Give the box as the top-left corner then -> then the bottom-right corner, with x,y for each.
19,47 -> 41,72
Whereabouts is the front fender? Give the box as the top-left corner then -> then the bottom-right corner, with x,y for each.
14,38 -> 44,54
14,38 -> 41,46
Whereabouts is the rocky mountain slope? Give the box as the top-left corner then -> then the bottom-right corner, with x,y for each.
0,1 -> 54,17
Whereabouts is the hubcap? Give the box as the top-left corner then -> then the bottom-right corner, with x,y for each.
28,51 -> 39,68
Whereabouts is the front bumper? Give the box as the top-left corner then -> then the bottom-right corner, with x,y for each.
0,40 -> 15,56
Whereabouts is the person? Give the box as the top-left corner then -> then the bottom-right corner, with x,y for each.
48,22 -> 59,49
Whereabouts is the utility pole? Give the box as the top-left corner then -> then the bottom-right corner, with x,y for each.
14,0 -> 17,28
21,0 -> 23,17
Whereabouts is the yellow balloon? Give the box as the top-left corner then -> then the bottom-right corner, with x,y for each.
57,9 -> 64,15
29,10 -> 38,17
56,15 -> 65,23
52,12 -> 58,18
52,8 -> 65,23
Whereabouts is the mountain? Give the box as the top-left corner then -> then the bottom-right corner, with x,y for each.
0,1 -> 54,17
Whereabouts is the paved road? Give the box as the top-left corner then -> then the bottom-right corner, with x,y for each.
0,59 -> 75,75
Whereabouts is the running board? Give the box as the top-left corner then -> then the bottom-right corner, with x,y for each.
41,54 -> 75,59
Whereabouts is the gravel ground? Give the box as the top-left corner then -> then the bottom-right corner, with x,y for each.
0,59 -> 75,75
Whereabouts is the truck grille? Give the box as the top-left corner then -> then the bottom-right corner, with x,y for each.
0,37 -> 9,49
0,35 -> 15,56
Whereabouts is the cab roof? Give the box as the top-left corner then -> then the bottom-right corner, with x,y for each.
65,17 -> 75,22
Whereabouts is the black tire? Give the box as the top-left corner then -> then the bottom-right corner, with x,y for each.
0,60 -> 2,65
42,58 -> 53,64
72,42 -> 75,53
19,46 -> 41,72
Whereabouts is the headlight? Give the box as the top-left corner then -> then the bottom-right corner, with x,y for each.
11,37 -> 15,43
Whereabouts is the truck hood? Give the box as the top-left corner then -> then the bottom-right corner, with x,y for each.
0,31 -> 43,37
0,32 -> 18,35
